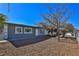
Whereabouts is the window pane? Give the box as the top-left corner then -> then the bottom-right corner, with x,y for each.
24,28 -> 32,33
39,29 -> 44,33
25,29 -> 31,32
17,28 -> 22,32
15,27 -> 23,34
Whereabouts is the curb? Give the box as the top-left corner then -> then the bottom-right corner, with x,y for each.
0,40 -> 8,43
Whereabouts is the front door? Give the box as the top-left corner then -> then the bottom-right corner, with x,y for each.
0,34 -> 3,40
36,28 -> 39,36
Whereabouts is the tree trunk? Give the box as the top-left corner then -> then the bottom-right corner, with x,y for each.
57,28 -> 60,41
57,20 -> 60,42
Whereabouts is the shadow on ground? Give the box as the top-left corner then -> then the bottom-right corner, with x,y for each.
8,35 -> 51,48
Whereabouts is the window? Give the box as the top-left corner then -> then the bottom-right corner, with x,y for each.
24,27 -> 32,34
39,29 -> 44,33
15,27 -> 23,34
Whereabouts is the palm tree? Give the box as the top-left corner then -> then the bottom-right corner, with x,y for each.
0,13 -> 7,40
0,13 -> 7,24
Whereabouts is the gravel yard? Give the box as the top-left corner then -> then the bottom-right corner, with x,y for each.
0,36 -> 79,56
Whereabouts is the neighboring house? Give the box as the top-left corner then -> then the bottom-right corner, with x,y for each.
1,22 -> 48,41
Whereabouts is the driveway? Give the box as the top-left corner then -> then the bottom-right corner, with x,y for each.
0,36 -> 79,56
8,35 -> 50,47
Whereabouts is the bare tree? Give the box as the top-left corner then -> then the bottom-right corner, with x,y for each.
38,4 -> 73,41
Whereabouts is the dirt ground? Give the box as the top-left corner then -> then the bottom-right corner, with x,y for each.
0,37 -> 79,56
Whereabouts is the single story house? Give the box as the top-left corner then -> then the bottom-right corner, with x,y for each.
0,22 -> 48,41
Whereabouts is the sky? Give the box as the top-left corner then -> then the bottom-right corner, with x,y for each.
0,3 -> 79,29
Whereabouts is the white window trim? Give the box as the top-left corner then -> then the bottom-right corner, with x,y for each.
24,27 -> 32,34
15,26 -> 23,34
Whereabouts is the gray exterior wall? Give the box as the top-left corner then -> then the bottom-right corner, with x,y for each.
7,24 -> 36,40
3,23 -> 48,41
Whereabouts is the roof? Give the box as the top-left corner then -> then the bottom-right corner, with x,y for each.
5,22 -> 43,28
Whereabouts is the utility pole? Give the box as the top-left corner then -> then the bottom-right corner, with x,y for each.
7,3 -> 10,13
7,3 -> 10,21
